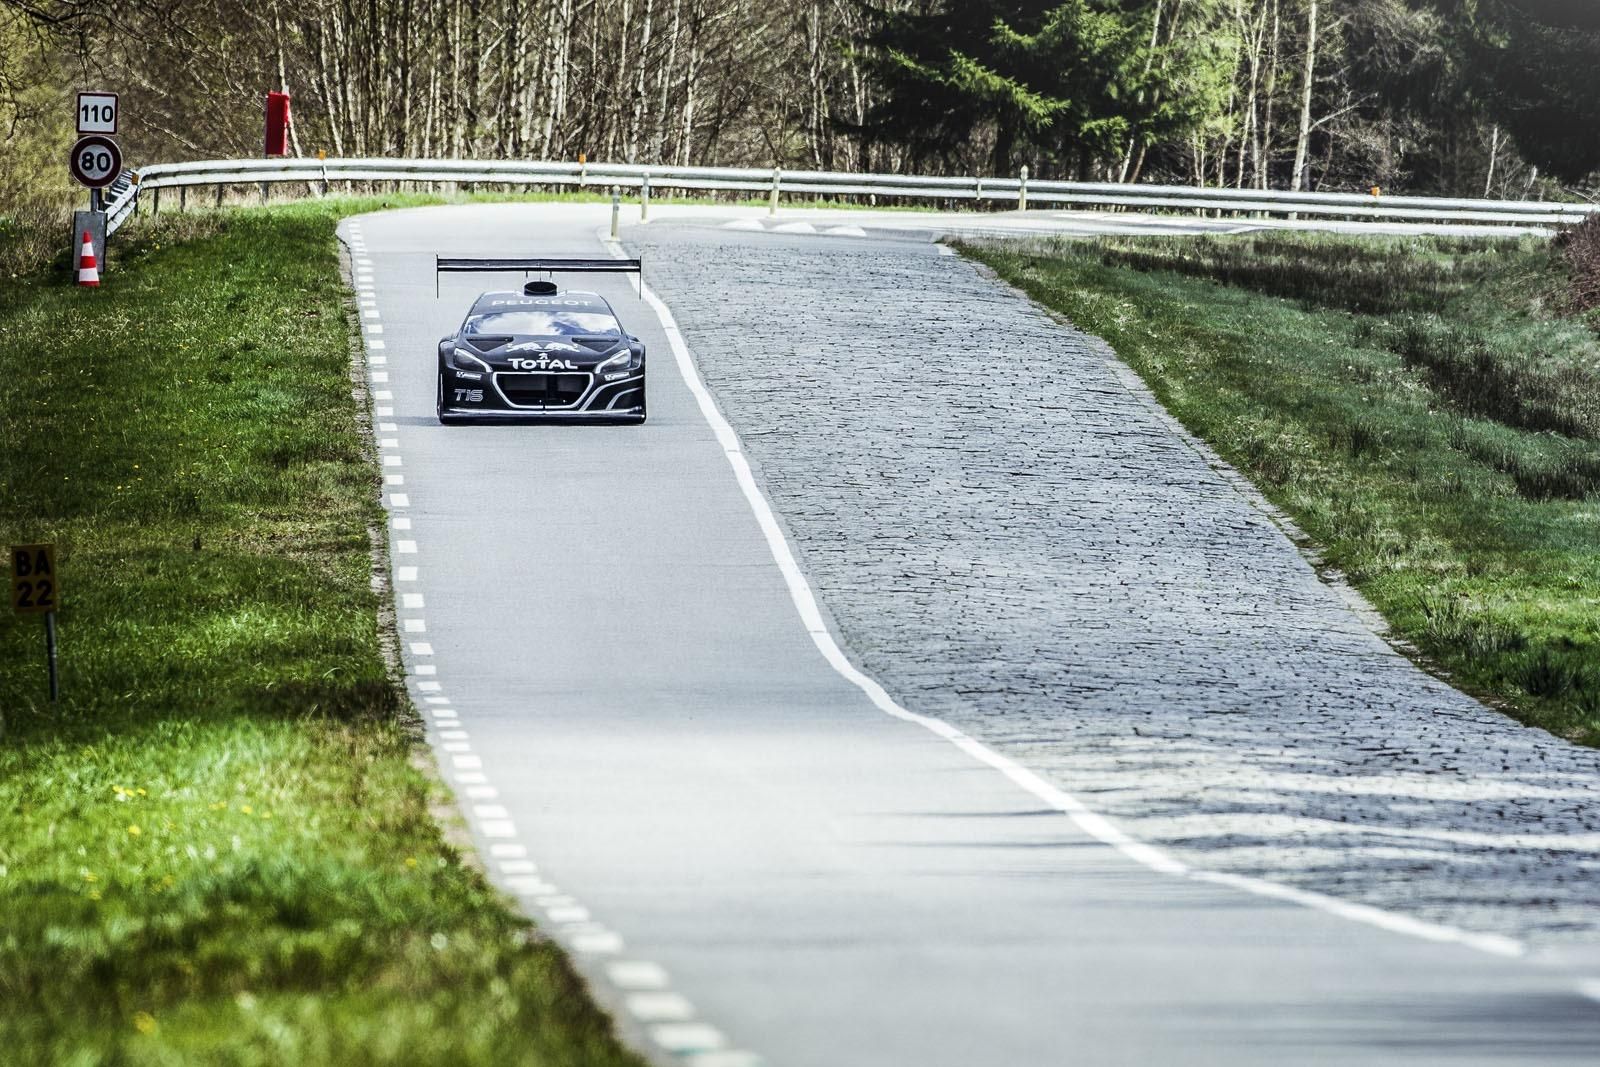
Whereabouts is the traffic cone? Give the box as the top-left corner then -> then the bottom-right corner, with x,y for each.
77,231 -> 100,288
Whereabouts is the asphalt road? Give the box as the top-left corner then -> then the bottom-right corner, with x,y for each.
343,203 -> 1600,1066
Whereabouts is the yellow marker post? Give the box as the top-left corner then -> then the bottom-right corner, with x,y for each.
10,543 -> 60,701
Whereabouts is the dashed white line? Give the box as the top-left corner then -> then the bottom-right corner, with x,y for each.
397,540 -> 417,554
627,992 -> 695,1022
608,961 -> 671,989
396,566 -> 418,581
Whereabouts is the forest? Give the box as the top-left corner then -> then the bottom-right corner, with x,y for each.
3,0 -> 1600,217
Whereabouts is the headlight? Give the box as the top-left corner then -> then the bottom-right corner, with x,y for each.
594,347 -> 632,374
452,345 -> 492,372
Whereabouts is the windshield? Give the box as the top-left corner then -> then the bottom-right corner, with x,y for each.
464,310 -> 620,338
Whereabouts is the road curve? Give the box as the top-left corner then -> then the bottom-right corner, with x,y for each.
342,202 -> 1600,1066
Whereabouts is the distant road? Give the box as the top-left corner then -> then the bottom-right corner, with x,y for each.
345,202 -> 1599,1066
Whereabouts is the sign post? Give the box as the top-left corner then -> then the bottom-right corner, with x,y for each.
69,91 -> 121,276
10,544 -> 60,702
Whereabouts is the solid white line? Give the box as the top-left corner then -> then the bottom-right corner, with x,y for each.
631,253 -> 1530,962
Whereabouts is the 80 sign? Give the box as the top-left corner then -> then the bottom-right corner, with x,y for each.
69,134 -> 122,189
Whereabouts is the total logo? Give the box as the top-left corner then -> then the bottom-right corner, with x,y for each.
508,356 -> 580,371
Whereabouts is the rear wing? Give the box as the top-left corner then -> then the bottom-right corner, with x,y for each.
434,256 -> 642,297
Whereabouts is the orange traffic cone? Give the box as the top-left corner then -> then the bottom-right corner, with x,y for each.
77,231 -> 100,288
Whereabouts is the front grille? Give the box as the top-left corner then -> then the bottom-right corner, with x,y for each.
495,372 -> 592,408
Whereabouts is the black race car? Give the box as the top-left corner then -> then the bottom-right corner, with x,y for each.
434,258 -> 646,424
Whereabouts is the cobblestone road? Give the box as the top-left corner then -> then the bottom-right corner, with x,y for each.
633,223 -> 1600,949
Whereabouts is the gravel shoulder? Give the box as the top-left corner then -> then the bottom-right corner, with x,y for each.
633,222 -> 1600,950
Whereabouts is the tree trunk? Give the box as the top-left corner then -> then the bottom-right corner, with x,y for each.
1290,0 -> 1318,192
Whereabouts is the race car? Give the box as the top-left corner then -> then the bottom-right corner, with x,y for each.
434,257 -> 646,424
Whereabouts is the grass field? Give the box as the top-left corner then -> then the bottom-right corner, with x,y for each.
0,198 -> 644,1065
965,231 -> 1600,745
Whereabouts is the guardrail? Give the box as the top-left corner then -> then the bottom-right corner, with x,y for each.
118,156 -> 1596,228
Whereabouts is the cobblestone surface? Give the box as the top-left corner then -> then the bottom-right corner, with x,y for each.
633,223 -> 1600,948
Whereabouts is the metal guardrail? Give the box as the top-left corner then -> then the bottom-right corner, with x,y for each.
104,170 -> 138,235
120,156 -> 1596,228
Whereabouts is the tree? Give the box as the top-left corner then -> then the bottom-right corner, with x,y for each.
1426,0 -> 1600,182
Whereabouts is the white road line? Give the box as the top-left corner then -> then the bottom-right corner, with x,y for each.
403,618 -> 427,633
415,664 -> 436,675
490,843 -> 528,859
608,961 -> 671,989
480,820 -> 518,838
379,422 -> 398,432
651,1023 -> 726,1054
374,389 -> 392,400
397,540 -> 417,554
402,592 -> 424,608
629,245 -> 1530,963
372,371 -> 390,382
397,566 -> 418,581
452,754 -> 483,770
368,339 -> 386,350
390,494 -> 410,508
392,517 -> 412,531
382,452 -> 400,464
383,474 -> 404,486
409,641 -> 433,654
626,992 -> 695,1022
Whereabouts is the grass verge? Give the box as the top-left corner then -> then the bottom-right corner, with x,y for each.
963,232 -> 1600,745
0,197 -> 645,1065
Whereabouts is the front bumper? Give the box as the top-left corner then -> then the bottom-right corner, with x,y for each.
440,367 -> 645,419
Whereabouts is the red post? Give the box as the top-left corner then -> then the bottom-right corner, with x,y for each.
264,92 -> 291,157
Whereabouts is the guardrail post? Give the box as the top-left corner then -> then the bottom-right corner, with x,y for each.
975,176 -> 983,202
640,173 -> 651,221
1018,165 -> 1029,212
580,158 -> 588,187
215,184 -> 224,209
152,188 -> 161,216
770,166 -> 782,216
320,164 -> 329,198
179,186 -> 187,212
611,189 -> 620,239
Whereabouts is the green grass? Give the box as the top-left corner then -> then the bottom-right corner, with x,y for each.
963,232 -> 1600,744
0,197 -> 645,1065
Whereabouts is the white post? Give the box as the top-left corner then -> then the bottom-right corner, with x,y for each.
640,173 -> 650,222
769,166 -> 782,216
611,190 -> 621,239
1018,165 -> 1029,212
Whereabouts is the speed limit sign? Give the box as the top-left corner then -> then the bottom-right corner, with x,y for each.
69,134 -> 122,188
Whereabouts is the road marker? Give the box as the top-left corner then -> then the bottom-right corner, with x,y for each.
10,543 -> 61,701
